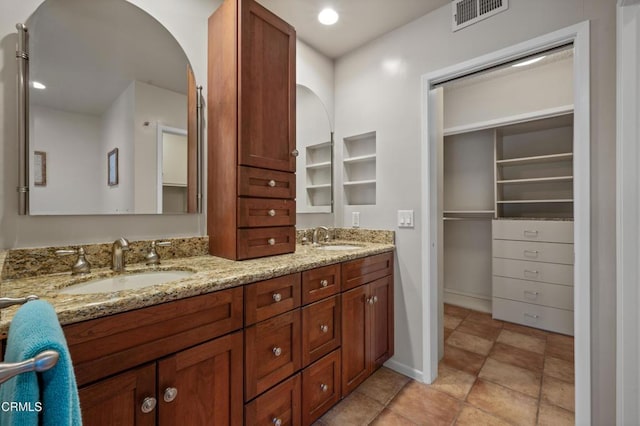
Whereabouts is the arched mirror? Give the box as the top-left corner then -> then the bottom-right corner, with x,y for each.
296,85 -> 333,213
17,0 -> 202,215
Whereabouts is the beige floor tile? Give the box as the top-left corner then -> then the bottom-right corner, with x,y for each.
355,367 -> 411,405
546,334 -> 574,362
370,408 -> 418,425
541,375 -> 575,412
447,330 -> 494,356
537,402 -> 575,426
457,320 -> 503,341
431,364 -> 476,400
466,311 -> 504,328
496,329 -> 545,354
466,380 -> 538,426
442,345 -> 487,375
544,356 -> 574,383
386,381 -> 461,425
319,391 -> 384,425
445,314 -> 463,329
478,358 -> 541,398
489,342 -> 544,372
454,405 -> 512,426
502,321 -> 549,340
444,328 -> 454,342
445,304 -> 472,319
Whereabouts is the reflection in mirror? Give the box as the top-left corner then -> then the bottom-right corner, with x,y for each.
296,85 -> 333,213
23,0 -> 200,215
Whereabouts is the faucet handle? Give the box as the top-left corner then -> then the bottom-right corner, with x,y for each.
55,247 -> 91,275
145,241 -> 171,266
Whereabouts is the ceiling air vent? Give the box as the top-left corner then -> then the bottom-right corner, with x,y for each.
452,0 -> 508,32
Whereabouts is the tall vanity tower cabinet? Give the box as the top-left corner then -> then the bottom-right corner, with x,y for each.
208,0 -> 297,260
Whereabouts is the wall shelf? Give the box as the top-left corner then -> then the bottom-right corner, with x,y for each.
306,184 -> 331,189
497,176 -> 573,184
343,132 -> 376,206
306,161 -> 331,170
443,210 -> 495,214
343,179 -> 376,186
342,154 -> 377,164
497,199 -> 574,204
496,152 -> 573,167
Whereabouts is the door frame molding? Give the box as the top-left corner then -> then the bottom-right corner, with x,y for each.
420,22 -> 591,425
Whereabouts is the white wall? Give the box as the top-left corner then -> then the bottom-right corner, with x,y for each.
0,0 -> 220,248
334,0 -> 616,422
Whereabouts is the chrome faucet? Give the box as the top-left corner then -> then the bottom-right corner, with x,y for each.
312,226 -> 330,245
111,238 -> 130,272
55,247 -> 91,275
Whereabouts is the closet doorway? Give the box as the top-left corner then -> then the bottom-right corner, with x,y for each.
421,22 -> 590,425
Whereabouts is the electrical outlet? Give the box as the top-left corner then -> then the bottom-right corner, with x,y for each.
352,212 -> 360,228
398,210 -> 414,228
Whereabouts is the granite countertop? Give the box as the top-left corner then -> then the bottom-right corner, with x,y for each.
0,241 -> 394,337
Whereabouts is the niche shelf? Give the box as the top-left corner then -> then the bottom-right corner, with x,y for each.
302,141 -> 332,212
343,132 -> 376,206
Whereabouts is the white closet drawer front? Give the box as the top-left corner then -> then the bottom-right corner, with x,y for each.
492,220 -> 573,243
493,277 -> 573,310
492,240 -> 574,265
492,258 -> 573,286
493,298 -> 573,335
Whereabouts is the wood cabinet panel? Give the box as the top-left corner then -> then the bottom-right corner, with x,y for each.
370,276 -> 394,369
238,198 -> 296,228
342,252 -> 393,291
341,285 -> 370,396
245,273 -> 301,325
302,349 -> 341,426
237,226 -> 295,260
301,264 -> 341,305
302,296 -> 341,367
245,374 -> 301,426
238,166 -> 296,199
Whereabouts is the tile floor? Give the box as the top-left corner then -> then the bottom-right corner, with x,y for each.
316,304 -> 575,425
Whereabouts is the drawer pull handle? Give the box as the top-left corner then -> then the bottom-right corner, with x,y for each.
524,250 -> 539,257
291,149 -> 299,157
163,387 -> 178,403
268,179 -> 276,187
320,383 -> 329,392
524,230 -> 539,237
268,209 -> 276,217
268,238 -> 276,246
272,418 -> 283,426
320,324 -> 329,333
524,313 -> 539,320
320,279 -> 329,288
524,269 -> 539,277
272,293 -> 282,302
524,290 -> 539,299
272,347 -> 282,357
140,397 -> 157,414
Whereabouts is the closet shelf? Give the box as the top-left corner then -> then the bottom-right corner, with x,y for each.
306,184 -> 331,190
306,161 -> 331,170
497,199 -> 574,204
343,179 -> 376,187
443,217 -> 492,221
343,154 -> 376,164
496,152 -> 573,166
497,176 -> 573,184
443,210 -> 495,214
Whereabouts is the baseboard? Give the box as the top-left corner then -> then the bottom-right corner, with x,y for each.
444,289 -> 492,313
384,358 -> 424,382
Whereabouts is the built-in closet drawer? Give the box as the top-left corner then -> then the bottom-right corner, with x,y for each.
341,252 -> 393,291
245,373 -> 301,425
238,166 -> 296,199
301,296 -> 341,366
237,226 -> 296,259
492,240 -> 574,265
302,349 -> 341,425
302,264 -> 341,305
238,198 -> 296,227
492,298 -> 573,335
493,277 -> 573,310
492,258 -> 573,286
493,220 -> 573,244
245,273 -> 301,325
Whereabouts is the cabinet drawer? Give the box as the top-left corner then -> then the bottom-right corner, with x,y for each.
342,252 -> 393,291
302,264 -> 341,305
238,166 -> 295,199
493,276 -> 573,310
492,298 -> 574,335
492,240 -> 573,265
238,198 -> 296,228
237,226 -> 295,259
492,258 -> 573,286
245,310 -> 301,401
302,350 -> 341,426
245,273 -> 301,325
302,296 -> 341,367
65,287 -> 243,386
245,373 -> 301,426
492,220 -> 573,243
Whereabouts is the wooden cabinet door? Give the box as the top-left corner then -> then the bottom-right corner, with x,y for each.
157,332 -> 243,426
239,0 -> 296,172
370,276 -> 394,369
78,363 -> 156,426
341,285 -> 370,396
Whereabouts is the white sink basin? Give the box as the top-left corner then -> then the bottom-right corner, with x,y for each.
59,270 -> 195,295
314,244 -> 362,251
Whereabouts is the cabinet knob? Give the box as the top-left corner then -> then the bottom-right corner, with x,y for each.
268,209 -> 276,217
268,179 -> 276,187
320,383 -> 328,392
268,238 -> 276,246
272,346 -> 282,357
320,279 -> 329,288
373,296 -> 378,304
320,324 -> 329,333
163,387 -> 178,403
367,297 -> 375,305
272,293 -> 282,302
272,418 -> 283,426
291,149 -> 299,157
140,397 -> 157,414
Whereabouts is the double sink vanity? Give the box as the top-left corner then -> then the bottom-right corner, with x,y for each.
0,229 -> 395,425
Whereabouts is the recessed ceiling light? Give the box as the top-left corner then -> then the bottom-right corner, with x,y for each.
318,8 -> 339,25
512,56 -> 546,68
32,81 -> 46,90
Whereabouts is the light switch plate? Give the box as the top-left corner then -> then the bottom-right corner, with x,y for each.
398,210 -> 414,228
352,212 -> 360,228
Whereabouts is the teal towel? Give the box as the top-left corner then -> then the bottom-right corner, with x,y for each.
0,300 -> 81,426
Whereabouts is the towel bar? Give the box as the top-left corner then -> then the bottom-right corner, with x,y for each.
0,350 -> 59,385
0,295 -> 39,310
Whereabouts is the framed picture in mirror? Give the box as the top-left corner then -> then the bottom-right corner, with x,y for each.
108,148 -> 119,186
34,151 -> 46,186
